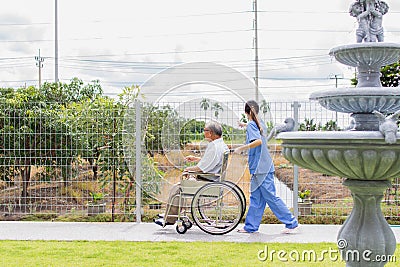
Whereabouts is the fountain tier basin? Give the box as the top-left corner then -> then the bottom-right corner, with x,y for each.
329,43 -> 400,68
310,87 -> 400,113
277,131 -> 400,180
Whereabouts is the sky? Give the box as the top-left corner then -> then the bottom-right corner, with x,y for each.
1,0 -> 400,101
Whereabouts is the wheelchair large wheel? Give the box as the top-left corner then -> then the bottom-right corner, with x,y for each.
191,182 -> 243,235
223,181 -> 246,218
194,181 -> 245,223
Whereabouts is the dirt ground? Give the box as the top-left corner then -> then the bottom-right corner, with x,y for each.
271,148 -> 352,204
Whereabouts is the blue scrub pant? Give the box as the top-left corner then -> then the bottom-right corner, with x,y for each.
244,172 -> 298,233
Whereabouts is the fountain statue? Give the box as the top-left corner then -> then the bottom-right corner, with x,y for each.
277,1 -> 400,266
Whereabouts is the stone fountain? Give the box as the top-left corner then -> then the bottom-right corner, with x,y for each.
277,1 -> 400,266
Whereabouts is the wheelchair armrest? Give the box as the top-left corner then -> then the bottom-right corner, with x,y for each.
185,171 -> 220,176
196,173 -> 221,178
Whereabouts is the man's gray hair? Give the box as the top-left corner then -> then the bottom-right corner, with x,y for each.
205,121 -> 223,136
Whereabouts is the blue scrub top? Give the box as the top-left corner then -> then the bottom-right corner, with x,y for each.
246,120 -> 274,175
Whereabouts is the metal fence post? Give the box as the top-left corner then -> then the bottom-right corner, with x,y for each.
291,101 -> 301,219
135,100 -> 142,223
293,165 -> 299,219
112,116 -> 116,222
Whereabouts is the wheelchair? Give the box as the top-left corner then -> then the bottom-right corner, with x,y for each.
162,151 -> 246,235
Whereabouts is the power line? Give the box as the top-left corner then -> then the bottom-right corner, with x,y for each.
59,48 -> 253,58
0,56 -> 33,60
0,46 -> 332,72
0,22 -> 51,26
2,10 -> 398,28
259,29 -> 353,33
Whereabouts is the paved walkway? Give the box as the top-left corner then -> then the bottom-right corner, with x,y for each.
1,221 -> 400,243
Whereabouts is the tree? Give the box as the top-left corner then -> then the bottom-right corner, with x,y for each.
260,100 -> 270,115
200,98 -> 210,119
211,102 -> 224,119
0,80 -> 164,218
142,104 -> 176,154
381,61 -> 400,87
0,78 -> 105,208
1,86 -> 72,207
259,100 -> 273,130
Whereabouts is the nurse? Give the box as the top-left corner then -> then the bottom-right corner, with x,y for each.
234,100 -> 298,234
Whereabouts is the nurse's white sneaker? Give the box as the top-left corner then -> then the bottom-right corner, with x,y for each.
281,225 -> 299,234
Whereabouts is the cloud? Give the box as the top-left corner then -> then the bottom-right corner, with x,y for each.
0,13 -> 49,56
1,0 -> 399,98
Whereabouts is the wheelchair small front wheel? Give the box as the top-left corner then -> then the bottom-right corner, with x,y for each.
176,223 -> 188,234
184,220 -> 193,229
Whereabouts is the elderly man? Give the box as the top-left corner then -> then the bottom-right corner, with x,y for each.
155,121 -> 228,226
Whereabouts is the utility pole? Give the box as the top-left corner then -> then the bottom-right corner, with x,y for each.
253,0 -> 259,102
35,49 -> 44,88
55,0 -> 59,84
330,74 -> 343,88
330,74 -> 343,130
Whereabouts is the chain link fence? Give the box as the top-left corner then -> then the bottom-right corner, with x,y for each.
1,99 -> 399,223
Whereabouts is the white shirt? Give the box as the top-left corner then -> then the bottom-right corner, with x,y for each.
197,138 -> 229,175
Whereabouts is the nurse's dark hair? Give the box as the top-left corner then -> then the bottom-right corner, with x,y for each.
245,100 -> 263,135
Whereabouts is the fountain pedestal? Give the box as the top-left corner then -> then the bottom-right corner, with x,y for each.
357,67 -> 382,88
338,180 -> 396,267
277,2 -> 400,266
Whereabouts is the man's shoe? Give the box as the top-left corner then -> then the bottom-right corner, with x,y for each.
154,218 -> 174,227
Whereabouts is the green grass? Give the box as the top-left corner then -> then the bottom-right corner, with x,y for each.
0,241 -> 399,267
